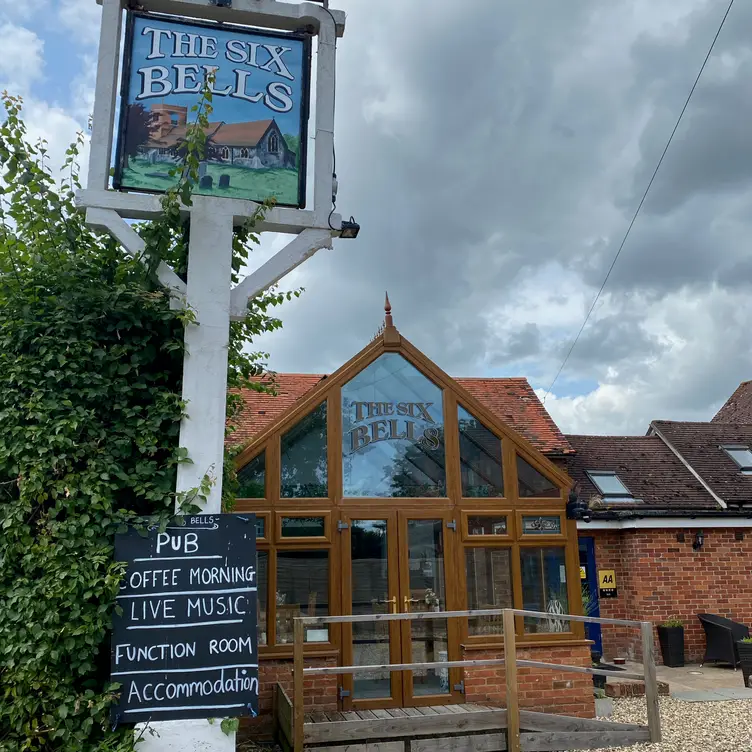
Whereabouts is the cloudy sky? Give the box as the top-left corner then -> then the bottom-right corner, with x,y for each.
3,0 -> 751,436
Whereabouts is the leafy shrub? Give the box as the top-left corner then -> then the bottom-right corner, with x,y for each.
0,88 -> 295,751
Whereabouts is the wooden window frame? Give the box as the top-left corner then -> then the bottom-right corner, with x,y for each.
456,401 -> 506,501
461,509 -> 513,541
515,450 -> 564,502
275,511 -> 332,544
258,542 -> 339,658
517,540 -> 577,642
254,511 -> 271,544
279,401 -> 330,502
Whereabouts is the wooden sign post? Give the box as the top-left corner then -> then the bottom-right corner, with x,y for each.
80,2 -> 350,748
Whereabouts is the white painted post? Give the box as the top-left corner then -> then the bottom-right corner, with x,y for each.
88,0 -> 123,191
135,196 -> 236,751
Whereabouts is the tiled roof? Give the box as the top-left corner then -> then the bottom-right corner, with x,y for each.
456,378 -> 573,455
712,381 -> 752,424
227,374 -> 573,455
213,120 -> 274,147
651,420 -> 752,506
566,435 -> 717,510
227,374 -> 326,447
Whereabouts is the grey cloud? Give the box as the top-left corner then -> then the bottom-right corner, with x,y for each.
253,0 -> 752,432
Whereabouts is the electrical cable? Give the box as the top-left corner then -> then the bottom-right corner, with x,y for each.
321,3 -> 339,231
543,0 -> 736,403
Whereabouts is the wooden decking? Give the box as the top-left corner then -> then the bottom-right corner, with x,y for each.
274,686 -> 652,752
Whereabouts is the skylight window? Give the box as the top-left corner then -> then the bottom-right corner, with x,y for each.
722,445 -> 752,474
586,471 -> 633,500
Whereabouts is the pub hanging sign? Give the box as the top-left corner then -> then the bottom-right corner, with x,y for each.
114,12 -> 311,207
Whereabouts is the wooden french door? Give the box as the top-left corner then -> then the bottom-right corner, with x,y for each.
340,510 -> 464,709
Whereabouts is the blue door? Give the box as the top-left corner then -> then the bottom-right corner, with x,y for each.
578,537 -> 602,657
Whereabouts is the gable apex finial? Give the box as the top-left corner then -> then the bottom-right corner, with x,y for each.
385,291 -> 394,328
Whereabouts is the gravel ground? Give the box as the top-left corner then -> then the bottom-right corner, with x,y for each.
581,696 -> 752,752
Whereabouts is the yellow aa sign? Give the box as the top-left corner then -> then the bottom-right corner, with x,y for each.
599,570 -> 616,587
598,569 -> 618,597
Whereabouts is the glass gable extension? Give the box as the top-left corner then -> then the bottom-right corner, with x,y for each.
342,354 -> 447,497
234,333 -> 581,666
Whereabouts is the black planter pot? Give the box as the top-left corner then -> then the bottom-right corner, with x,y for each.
657,625 -> 685,667
738,641 -> 752,688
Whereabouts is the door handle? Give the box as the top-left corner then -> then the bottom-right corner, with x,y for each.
378,597 -> 398,615
403,596 -> 420,612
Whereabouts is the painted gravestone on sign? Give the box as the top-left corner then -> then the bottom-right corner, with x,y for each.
114,13 -> 311,207
110,514 -> 258,724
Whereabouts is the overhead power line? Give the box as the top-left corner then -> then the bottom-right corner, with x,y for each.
543,0 -> 736,403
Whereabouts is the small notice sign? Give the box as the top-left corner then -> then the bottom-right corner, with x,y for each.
110,514 -> 258,724
579,566 -> 587,580
598,569 -> 618,598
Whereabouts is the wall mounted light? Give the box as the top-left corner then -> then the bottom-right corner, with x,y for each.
340,217 -> 361,239
566,490 -> 591,523
693,530 -> 705,551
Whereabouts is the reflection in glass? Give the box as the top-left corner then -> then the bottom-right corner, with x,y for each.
351,520 -> 392,699
465,548 -> 512,635
407,519 -> 449,695
467,515 -> 507,536
255,516 -> 266,539
257,551 -> 268,646
237,451 -> 265,498
517,455 -> 559,498
280,516 -> 326,538
281,403 -> 328,498
520,547 -> 570,633
342,353 -> 446,497
276,550 -> 329,644
458,406 -> 504,497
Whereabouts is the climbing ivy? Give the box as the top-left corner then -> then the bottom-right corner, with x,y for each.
0,82 -> 296,751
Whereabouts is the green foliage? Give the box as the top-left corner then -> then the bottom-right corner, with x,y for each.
220,718 -> 239,736
739,637 -> 752,643
0,80 -> 297,751
660,617 -> 684,628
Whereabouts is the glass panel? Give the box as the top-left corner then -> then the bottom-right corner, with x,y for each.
280,516 -> 326,538
458,406 -> 504,497
467,515 -> 507,536
351,520 -> 392,699
255,516 -> 266,539
257,551 -> 268,646
465,547 -> 512,635
407,519 -> 449,696
342,353 -> 446,497
275,550 -> 329,644
724,447 -> 752,470
588,471 -> 632,497
521,515 -> 562,535
517,455 -> 559,498
281,403 -> 328,498
520,547 -> 570,633
237,451 -> 265,498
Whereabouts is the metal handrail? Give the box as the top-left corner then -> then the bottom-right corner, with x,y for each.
297,606 -> 645,628
289,607 -> 662,752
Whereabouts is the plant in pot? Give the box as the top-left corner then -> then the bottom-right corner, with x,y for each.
657,617 -> 685,667
738,637 -> 752,688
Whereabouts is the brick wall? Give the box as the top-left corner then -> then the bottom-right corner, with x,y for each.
463,643 -> 595,718
240,656 -> 338,740
588,527 -> 752,663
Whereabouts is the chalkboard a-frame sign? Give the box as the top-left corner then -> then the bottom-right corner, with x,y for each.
110,514 -> 258,725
